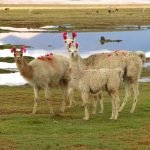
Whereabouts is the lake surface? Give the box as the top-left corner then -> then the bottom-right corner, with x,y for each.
0,27 -> 150,58
0,27 -> 150,85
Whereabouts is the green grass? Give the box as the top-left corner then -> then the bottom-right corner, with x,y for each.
0,69 -> 16,74
0,56 -> 34,63
0,44 -> 31,50
146,57 -> 150,62
141,67 -> 150,77
0,83 -> 149,149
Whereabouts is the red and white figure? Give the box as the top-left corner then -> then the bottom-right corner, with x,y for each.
63,32 -> 77,50
67,42 -> 79,58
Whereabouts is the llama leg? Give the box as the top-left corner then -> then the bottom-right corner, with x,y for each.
99,93 -> 104,114
44,86 -> 54,115
81,93 -> 89,120
130,81 -> 139,113
113,91 -> 120,120
67,87 -> 76,108
92,96 -> 97,115
60,87 -> 68,113
32,87 -> 39,114
110,100 -> 115,119
119,81 -> 131,112
109,92 -> 116,119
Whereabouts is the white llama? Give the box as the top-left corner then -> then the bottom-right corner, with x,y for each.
11,46 -> 70,114
68,42 -> 123,120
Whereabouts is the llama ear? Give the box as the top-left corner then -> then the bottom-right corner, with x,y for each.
68,42 -> 72,48
75,43 -> 78,48
63,32 -> 67,40
72,32 -> 77,39
10,47 -> 16,53
20,46 -> 26,53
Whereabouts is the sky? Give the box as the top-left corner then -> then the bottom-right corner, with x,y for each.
1,0 -> 150,4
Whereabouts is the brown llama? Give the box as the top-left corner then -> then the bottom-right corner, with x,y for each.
11,46 -> 70,114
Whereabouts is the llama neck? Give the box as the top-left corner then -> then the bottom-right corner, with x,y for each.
70,55 -> 83,81
15,57 -> 33,80
77,55 -> 90,69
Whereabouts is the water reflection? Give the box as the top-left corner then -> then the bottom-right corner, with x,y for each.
100,36 -> 122,45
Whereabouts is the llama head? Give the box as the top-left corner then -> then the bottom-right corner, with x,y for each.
63,32 -> 77,49
67,41 -> 79,59
11,46 -> 26,62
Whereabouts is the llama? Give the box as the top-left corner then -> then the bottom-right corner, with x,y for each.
11,46 -> 70,114
63,32 -> 145,113
68,42 -> 123,120
64,32 -> 104,113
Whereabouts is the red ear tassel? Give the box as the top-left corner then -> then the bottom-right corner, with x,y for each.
63,32 -> 67,40
75,43 -> 78,48
72,32 -> 77,39
10,47 -> 16,53
68,42 -> 72,48
20,46 -> 26,53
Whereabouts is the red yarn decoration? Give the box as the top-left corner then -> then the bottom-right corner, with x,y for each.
63,32 -> 67,40
72,32 -> 77,39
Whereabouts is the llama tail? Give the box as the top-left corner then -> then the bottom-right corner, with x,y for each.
135,51 -> 146,64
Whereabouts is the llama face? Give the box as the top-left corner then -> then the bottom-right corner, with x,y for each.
68,42 -> 79,59
14,50 -> 23,58
11,46 -> 26,63
63,32 -> 77,51
14,50 -> 23,63
64,38 -> 75,45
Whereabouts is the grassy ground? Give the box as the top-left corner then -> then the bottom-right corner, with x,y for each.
0,83 -> 149,149
0,44 -> 31,50
0,6 -> 150,31
141,67 -> 150,77
0,69 -> 16,74
146,57 -> 150,62
0,56 -> 34,63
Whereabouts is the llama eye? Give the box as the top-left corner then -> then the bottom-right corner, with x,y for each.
74,51 -> 77,53
68,50 -> 71,52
